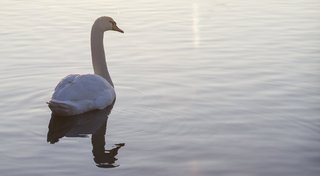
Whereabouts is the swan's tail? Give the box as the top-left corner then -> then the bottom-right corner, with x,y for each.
47,99 -> 77,116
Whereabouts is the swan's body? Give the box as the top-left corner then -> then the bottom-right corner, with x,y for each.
48,16 -> 123,116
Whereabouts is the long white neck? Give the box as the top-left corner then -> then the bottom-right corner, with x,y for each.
91,25 -> 114,87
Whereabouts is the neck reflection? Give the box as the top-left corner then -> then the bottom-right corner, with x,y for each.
47,101 -> 125,168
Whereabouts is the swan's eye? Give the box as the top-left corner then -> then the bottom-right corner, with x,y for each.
110,21 -> 116,26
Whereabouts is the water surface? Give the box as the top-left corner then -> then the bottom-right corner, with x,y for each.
0,0 -> 320,175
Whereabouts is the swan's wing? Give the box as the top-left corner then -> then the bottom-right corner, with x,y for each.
52,74 -> 114,101
49,74 -> 115,116
53,74 -> 80,92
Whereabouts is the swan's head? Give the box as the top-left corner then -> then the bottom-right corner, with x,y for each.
94,16 -> 124,33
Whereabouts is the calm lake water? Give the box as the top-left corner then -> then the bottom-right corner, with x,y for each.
0,0 -> 320,175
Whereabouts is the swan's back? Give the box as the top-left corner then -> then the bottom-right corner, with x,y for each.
48,74 -> 115,116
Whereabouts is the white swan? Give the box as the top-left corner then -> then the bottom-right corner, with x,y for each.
48,16 -> 123,116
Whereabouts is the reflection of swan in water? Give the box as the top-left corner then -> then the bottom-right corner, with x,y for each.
47,100 -> 125,168
91,122 -> 125,168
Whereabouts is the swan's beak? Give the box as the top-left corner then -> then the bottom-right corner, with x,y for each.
113,25 -> 124,33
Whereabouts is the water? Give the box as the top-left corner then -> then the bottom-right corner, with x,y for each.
0,0 -> 320,175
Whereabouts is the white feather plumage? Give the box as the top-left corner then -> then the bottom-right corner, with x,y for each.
48,16 -> 123,116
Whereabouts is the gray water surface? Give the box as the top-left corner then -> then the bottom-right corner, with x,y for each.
0,0 -> 320,175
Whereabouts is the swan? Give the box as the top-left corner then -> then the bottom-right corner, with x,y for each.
48,16 -> 123,116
